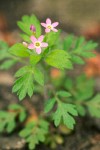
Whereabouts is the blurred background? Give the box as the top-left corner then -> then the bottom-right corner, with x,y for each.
1,0 -> 100,33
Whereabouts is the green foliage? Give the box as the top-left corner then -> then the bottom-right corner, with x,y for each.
44,31 -> 60,47
0,41 -> 10,60
19,119 -> 49,150
0,104 -> 26,133
17,15 -> 41,38
75,105 -> 86,116
0,41 -> 17,70
0,59 -> 17,70
56,90 -> 72,98
9,43 -> 30,57
86,94 -> 100,118
45,92 -> 78,129
12,66 -> 34,100
44,98 -> 56,113
53,102 -> 78,129
0,111 -> 16,133
63,34 -> 74,51
13,66 -> 44,100
8,104 -> 27,122
64,75 -> 95,116
45,50 -> 73,69
30,54 -> 42,66
33,67 -> 44,86
63,35 -> 98,65
65,75 -> 94,101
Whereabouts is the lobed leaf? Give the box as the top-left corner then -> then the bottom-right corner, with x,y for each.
9,43 -> 30,57
17,14 -> 41,38
45,50 -> 73,70
44,98 -> 56,113
86,94 -> 100,118
53,102 -> 78,129
34,68 -> 44,86
56,90 -> 72,97
19,119 -> 49,150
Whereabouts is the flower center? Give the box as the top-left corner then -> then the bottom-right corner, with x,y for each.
35,42 -> 40,47
47,25 -> 52,29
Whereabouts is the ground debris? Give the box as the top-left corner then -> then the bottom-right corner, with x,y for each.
0,135 -> 26,150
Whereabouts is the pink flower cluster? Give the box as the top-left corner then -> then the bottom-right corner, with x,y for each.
24,18 -> 59,54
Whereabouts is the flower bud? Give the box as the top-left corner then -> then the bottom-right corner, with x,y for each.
22,42 -> 28,47
30,24 -> 36,32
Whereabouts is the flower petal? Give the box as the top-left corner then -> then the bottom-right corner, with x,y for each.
45,28 -> 50,33
36,48 -> 41,54
52,22 -> 59,27
52,28 -> 58,32
46,18 -> 51,24
41,42 -> 48,48
38,35 -> 44,42
41,23 -> 47,27
30,36 -> 37,43
28,43 -> 35,49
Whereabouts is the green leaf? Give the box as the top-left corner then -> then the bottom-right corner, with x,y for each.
44,98 -> 56,113
30,54 -> 42,66
71,55 -> 85,65
44,31 -> 60,47
0,41 -> 17,70
0,121 -> 6,132
65,78 -> 73,90
34,68 -> 44,86
20,33 -> 30,42
75,75 -> 94,101
83,40 -> 98,51
0,41 -> 10,60
73,37 -> 98,59
0,111 -> 16,133
45,50 -> 73,70
8,104 -> 27,122
19,119 -> 49,150
17,14 -> 41,37
15,66 -> 30,77
13,66 -> 34,100
6,119 -> 16,133
0,60 -> 17,70
56,91 -> 72,97
64,35 -> 98,63
53,102 -> 78,129
63,35 -> 74,51
86,94 -> 100,118
75,37 -> 85,48
9,43 -> 30,57
80,52 -> 96,58
17,21 -> 31,35
76,105 -> 86,116
19,128 -> 32,138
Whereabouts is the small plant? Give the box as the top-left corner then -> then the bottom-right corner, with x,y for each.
0,104 -> 26,133
0,14 -> 100,149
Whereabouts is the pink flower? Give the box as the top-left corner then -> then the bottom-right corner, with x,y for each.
28,35 -> 48,54
41,18 -> 59,33
30,24 -> 36,32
